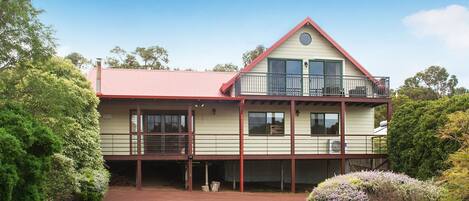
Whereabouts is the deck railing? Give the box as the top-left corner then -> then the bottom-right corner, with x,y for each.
235,72 -> 390,98
100,133 -> 386,156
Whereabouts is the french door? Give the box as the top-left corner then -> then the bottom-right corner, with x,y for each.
309,60 -> 343,96
268,59 -> 302,96
143,112 -> 188,154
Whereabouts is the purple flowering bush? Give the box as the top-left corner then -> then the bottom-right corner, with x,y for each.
308,171 -> 443,201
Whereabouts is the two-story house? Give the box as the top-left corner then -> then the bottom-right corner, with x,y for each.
88,17 -> 391,192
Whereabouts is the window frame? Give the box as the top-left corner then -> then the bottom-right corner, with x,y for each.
267,58 -> 304,96
310,112 -> 340,136
248,111 -> 285,136
129,110 -> 194,134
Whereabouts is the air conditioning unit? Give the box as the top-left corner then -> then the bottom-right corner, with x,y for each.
328,139 -> 347,154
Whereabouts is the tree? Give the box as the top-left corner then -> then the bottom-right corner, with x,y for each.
399,66 -> 459,99
0,57 -> 109,200
134,46 -> 169,69
106,46 -> 170,69
375,66 -> 467,127
106,46 -> 140,68
0,0 -> 55,69
242,45 -> 266,67
65,52 -> 90,69
388,94 -> 469,180
438,110 -> 469,200
0,103 -> 60,201
212,63 -> 239,72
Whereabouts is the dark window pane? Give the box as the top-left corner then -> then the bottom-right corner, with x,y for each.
269,112 -> 284,135
286,60 -> 302,96
311,113 -> 325,134
325,114 -> 339,134
309,61 -> 324,75
249,112 -> 267,134
180,115 -> 187,132
268,60 -> 286,95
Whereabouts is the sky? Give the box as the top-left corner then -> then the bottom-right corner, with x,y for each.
34,0 -> 469,88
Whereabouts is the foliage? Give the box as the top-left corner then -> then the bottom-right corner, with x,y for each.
375,66 -> 467,127
44,154 -> 80,201
0,103 -> 61,201
399,66 -> 461,99
438,110 -> 469,201
78,168 -> 110,201
106,45 -> 169,69
308,171 -> 443,201
0,57 -> 109,200
134,46 -> 169,69
242,45 -> 266,67
65,52 -> 91,69
0,0 -> 55,69
212,63 -> 239,72
388,94 -> 469,179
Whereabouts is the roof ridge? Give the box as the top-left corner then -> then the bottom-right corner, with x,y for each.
101,68 -> 236,74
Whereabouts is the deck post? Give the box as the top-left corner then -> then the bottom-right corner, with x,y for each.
136,105 -> 142,190
239,99 -> 245,192
340,101 -> 346,174
290,100 -> 296,193
187,105 -> 193,191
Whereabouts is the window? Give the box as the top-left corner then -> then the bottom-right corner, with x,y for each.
130,111 -> 190,133
268,59 -> 302,96
311,113 -> 339,135
248,112 -> 285,135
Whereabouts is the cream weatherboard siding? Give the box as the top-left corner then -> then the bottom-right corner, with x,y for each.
238,26 -> 375,97
99,102 -> 375,156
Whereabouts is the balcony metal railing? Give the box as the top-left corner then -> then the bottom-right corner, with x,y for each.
235,72 -> 390,98
100,133 -> 386,156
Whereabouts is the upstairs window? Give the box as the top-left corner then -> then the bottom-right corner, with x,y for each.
249,112 -> 285,136
311,113 -> 339,135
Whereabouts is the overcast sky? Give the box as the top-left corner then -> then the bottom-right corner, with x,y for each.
34,0 -> 469,88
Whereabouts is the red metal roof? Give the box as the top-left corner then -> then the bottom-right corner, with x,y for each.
87,68 -> 237,99
219,17 -> 375,94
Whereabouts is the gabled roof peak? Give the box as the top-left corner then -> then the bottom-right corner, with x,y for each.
219,17 -> 375,94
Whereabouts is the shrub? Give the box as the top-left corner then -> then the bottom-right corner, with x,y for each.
0,103 -> 61,201
0,57 -> 109,199
388,94 -> 469,179
44,154 -> 80,200
308,171 -> 443,201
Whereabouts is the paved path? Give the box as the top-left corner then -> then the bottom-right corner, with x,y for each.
105,186 -> 308,201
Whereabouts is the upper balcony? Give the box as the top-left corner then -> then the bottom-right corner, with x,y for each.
235,73 -> 390,98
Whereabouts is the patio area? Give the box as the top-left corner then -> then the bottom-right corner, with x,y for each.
104,186 -> 308,201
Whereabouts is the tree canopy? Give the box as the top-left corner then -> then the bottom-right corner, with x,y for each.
212,63 -> 239,72
106,46 -> 169,69
388,94 -> 469,180
374,66 -> 468,127
65,52 -> 90,69
0,0 -> 55,69
242,45 -> 266,67
0,57 -> 109,200
0,103 -> 60,201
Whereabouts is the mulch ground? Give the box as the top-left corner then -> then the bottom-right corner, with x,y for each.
104,186 -> 309,201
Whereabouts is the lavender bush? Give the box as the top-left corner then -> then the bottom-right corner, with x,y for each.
308,171 -> 443,201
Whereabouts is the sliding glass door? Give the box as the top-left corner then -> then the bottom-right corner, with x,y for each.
268,59 -> 302,96
309,60 -> 343,96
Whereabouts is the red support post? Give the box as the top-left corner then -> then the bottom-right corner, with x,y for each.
239,99 -> 245,192
340,101 -> 346,174
290,100 -> 296,193
136,105 -> 142,190
187,105 -> 193,191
